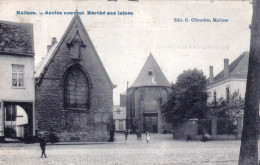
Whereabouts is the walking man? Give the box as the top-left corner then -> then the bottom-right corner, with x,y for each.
40,137 -> 47,158
124,129 -> 128,140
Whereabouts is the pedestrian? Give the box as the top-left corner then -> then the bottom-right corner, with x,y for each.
124,129 -> 128,140
146,131 -> 150,143
139,132 -> 142,140
186,134 -> 192,142
109,129 -> 115,142
39,137 -> 47,158
136,130 -> 141,140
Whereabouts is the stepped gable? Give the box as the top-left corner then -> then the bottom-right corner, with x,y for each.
130,53 -> 170,88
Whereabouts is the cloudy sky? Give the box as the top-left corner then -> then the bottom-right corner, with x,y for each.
0,0 -> 252,105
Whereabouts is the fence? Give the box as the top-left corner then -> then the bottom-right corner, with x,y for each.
172,117 -> 243,140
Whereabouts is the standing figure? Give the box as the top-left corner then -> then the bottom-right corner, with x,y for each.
124,130 -> 128,140
136,130 -> 139,140
136,130 -> 141,140
39,137 -> 47,158
146,131 -> 150,143
109,129 -> 115,142
138,132 -> 142,140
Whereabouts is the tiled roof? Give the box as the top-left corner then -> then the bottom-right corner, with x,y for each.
0,20 -> 34,56
213,51 -> 249,82
130,53 -> 170,88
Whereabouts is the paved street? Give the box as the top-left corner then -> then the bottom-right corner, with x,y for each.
0,133 -> 249,165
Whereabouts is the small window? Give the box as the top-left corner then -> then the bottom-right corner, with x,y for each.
148,71 -> 152,76
12,64 -> 24,87
226,87 -> 230,102
213,91 -> 217,105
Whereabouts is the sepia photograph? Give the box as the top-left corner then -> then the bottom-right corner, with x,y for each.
0,0 -> 258,164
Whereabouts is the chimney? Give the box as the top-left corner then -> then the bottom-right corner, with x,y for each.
47,45 -> 51,53
209,66 -> 214,84
224,58 -> 229,77
51,37 -> 57,46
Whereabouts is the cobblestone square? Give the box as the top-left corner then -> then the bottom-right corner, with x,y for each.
0,133 -> 251,165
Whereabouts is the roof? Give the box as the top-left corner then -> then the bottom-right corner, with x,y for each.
130,53 -> 170,88
0,20 -> 34,56
213,51 -> 249,83
34,15 -> 115,88
34,43 -> 58,78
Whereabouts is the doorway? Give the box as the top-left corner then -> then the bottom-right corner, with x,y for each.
143,113 -> 158,133
3,102 -> 33,139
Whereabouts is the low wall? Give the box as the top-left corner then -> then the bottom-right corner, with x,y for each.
172,117 -> 243,140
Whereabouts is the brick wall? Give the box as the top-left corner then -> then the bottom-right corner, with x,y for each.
35,16 -> 113,142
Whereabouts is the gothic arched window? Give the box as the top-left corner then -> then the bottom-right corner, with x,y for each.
64,67 -> 89,109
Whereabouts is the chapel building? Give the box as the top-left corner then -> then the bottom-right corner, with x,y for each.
34,15 -> 115,142
126,53 -> 171,133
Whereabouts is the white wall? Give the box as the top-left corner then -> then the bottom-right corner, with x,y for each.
0,55 -> 35,136
113,106 -> 126,120
230,79 -> 247,98
115,119 -> 126,131
207,78 -> 246,103
16,106 -> 28,126
0,55 -> 35,101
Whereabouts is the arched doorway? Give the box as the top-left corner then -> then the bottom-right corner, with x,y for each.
3,102 -> 33,139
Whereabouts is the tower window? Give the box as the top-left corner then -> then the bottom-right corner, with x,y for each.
148,71 -> 152,76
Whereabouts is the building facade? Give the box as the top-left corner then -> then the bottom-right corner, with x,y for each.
0,20 -> 35,140
207,52 -> 249,103
126,54 -> 171,133
113,105 -> 126,132
35,15 -> 115,142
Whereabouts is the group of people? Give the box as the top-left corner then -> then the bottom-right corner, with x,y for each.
124,129 -> 151,143
38,129 -> 151,159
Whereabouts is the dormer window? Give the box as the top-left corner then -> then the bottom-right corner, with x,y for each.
148,71 -> 153,76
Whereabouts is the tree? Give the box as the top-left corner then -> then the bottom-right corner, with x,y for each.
206,91 -> 244,119
206,91 -> 244,135
239,1 -> 260,164
161,69 -> 208,125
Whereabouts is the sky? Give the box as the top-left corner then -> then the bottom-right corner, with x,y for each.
0,0 -> 252,105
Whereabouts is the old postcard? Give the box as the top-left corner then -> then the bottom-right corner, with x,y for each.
0,0 -> 253,164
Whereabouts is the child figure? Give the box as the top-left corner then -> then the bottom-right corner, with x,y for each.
146,131 -> 150,143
